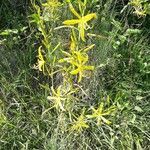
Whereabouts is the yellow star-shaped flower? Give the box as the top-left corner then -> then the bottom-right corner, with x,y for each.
71,111 -> 89,133
70,50 -> 94,82
86,103 -> 116,125
63,2 -> 96,41
59,44 -> 95,82
47,85 -> 66,111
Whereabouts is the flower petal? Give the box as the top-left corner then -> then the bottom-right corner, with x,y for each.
82,13 -> 97,22
81,44 -> 95,52
69,3 -> 81,18
79,22 -> 85,41
70,68 -> 80,75
63,19 -> 80,25
83,65 -> 94,70
78,71 -> 83,82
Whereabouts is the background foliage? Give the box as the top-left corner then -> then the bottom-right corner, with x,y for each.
0,0 -> 150,149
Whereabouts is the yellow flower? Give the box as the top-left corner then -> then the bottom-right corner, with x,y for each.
47,85 -> 76,111
134,9 -> 146,16
42,0 -> 62,20
70,50 -> 94,82
42,0 -> 61,8
59,44 -> 95,82
129,0 -> 147,16
86,103 -> 116,125
37,46 -> 45,72
63,2 -> 96,41
71,111 -> 89,133
47,85 -> 66,111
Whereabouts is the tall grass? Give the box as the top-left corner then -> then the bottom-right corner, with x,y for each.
0,0 -> 150,149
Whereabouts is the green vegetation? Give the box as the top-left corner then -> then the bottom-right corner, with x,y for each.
0,0 -> 150,149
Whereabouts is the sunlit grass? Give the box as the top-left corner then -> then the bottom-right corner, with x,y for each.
0,0 -> 150,149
